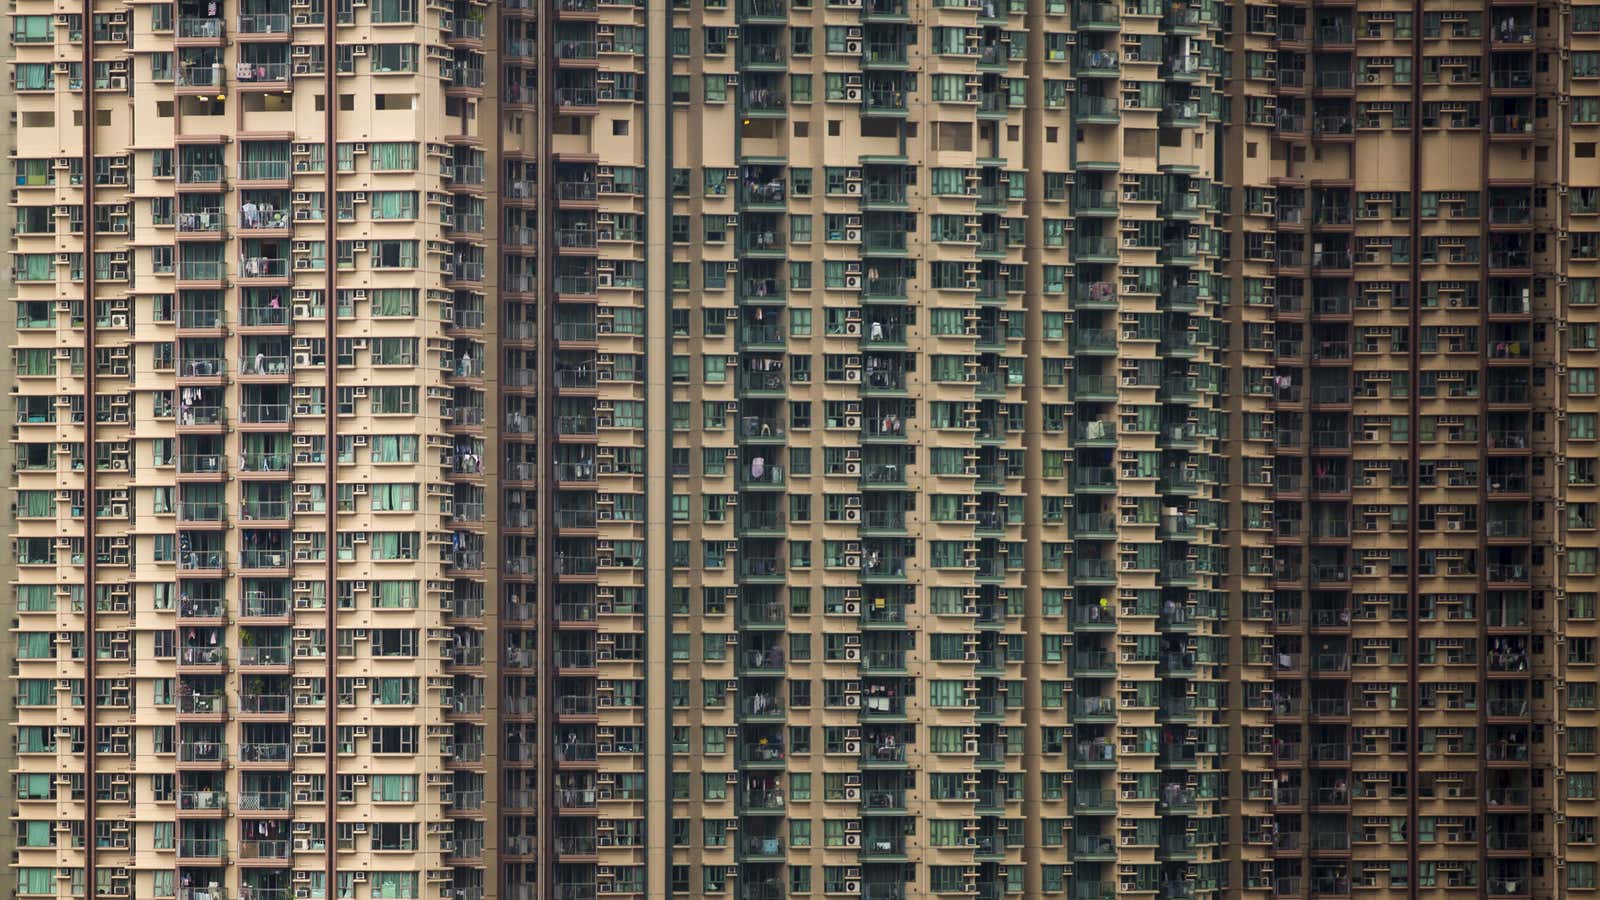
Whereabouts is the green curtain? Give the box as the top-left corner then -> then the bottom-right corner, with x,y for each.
372,289 -> 416,317
371,435 -> 418,462
929,168 -> 965,194
373,484 -> 416,512
18,774 -> 52,798
17,586 -> 53,612
371,532 -> 401,559
377,678 -> 413,705
240,142 -> 289,180
374,775 -> 417,802
372,0 -> 417,23
372,44 -> 416,72
927,820 -> 962,846
375,580 -> 417,608
15,64 -> 50,90
372,387 -> 415,414
371,142 -> 417,171
372,872 -> 417,899
928,726 -> 964,753
930,355 -> 966,381
371,191 -> 417,220
21,821 -> 49,847
18,679 -> 51,705
17,868 -> 52,894
17,632 -> 50,659
14,16 -> 50,40
928,680 -> 964,707
17,255 -> 51,281
17,491 -> 51,517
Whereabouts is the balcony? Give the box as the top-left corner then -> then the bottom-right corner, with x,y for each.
862,600 -> 908,627
1074,187 -> 1120,215
1072,788 -> 1118,814
1070,327 -> 1118,353
859,834 -> 908,860
862,788 -> 907,813
738,788 -> 787,815
860,649 -> 907,673
1161,239 -> 1203,265
736,465 -> 786,490
865,41 -> 909,66
861,555 -> 909,580
1159,785 -> 1198,813
861,509 -> 907,533
1073,558 -> 1115,585
1077,47 -> 1120,76
862,181 -> 909,208
738,692 -> 785,719
1071,884 -> 1116,900
178,16 -> 226,39
861,744 -> 908,766
176,838 -> 227,862
178,208 -> 226,236
1064,95 -> 1121,132
739,0 -> 788,19
178,690 -> 228,721
737,370 -> 787,396
237,11 -> 290,34
238,692 -> 290,717
739,85 -> 787,114
1491,115 -> 1534,136
739,742 -> 788,766
556,693 -> 597,717
1072,650 -> 1118,678
863,0 -> 908,18
862,276 -> 908,300
1158,833 -> 1197,860
741,42 -> 787,68
238,744 -> 291,768
555,741 -> 598,764
1076,1 -> 1119,26
1492,69 -> 1535,90
555,648 -> 597,670
238,839 -> 291,862
1160,744 -> 1198,767
1073,236 -> 1119,263
1072,740 -> 1117,767
178,789 -> 227,812
738,228 -> 786,256
739,323 -> 786,349
178,741 -> 228,765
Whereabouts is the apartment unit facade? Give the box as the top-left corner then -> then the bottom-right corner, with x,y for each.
7,0 -> 1600,898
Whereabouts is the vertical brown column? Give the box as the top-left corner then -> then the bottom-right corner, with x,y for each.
644,0 -> 674,892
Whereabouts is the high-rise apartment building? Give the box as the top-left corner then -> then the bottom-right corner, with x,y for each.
7,0 -> 1600,898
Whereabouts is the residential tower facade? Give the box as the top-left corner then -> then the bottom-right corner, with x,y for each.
6,0 -> 1598,898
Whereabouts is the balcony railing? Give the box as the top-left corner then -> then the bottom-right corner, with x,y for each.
238,13 -> 291,33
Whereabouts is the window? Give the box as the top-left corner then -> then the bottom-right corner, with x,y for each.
371,240 -> 417,268
370,142 -> 417,171
371,0 -> 419,22
370,387 -> 417,414
369,873 -> 418,899
372,774 -> 417,802
370,483 -> 418,511
371,43 -> 418,72
371,191 -> 418,219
